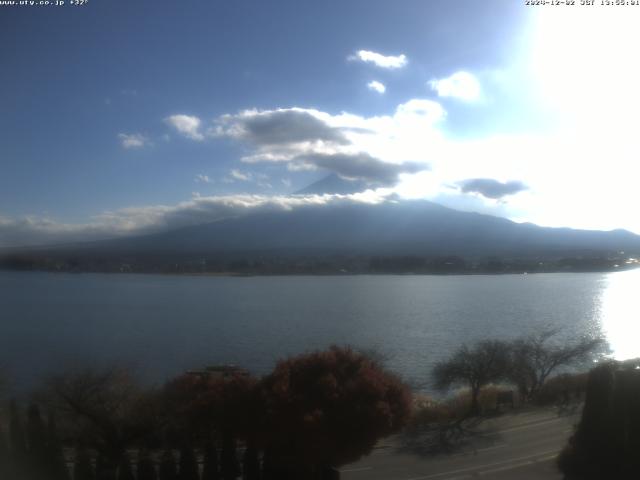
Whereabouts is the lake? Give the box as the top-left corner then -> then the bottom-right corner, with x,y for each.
1,270 -> 639,392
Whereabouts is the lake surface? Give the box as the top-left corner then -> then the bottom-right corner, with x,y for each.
1,270 -> 639,392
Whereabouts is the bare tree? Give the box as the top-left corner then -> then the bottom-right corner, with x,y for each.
506,329 -> 606,401
433,340 -> 510,416
43,367 -> 159,470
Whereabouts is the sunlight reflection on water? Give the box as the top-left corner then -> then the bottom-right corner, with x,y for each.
599,268 -> 640,360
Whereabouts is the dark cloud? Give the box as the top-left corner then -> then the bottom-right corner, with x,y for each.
294,152 -> 427,185
217,107 -> 429,185
221,109 -> 349,146
459,178 -> 528,199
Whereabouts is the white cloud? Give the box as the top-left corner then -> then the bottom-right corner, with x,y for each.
223,169 -> 273,189
367,80 -> 386,94
349,50 -> 407,69
195,174 -> 212,184
118,133 -> 150,149
0,191 -> 392,247
164,114 -> 204,141
429,71 -> 481,102
229,169 -> 251,181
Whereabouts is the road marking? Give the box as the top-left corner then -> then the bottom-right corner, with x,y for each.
339,466 -> 373,473
451,443 -> 507,457
478,453 -> 558,476
403,449 -> 560,480
476,443 -> 508,453
497,417 -> 564,433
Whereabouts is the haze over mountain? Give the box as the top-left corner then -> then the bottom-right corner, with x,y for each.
7,192 -> 640,266
98,202 -> 640,257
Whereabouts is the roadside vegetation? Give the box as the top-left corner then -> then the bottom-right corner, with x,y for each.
0,331 -> 608,479
431,330 -> 604,416
400,330 -> 604,456
558,358 -> 640,480
0,346 -> 411,480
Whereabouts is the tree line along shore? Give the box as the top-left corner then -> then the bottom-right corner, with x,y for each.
1,252 -> 637,275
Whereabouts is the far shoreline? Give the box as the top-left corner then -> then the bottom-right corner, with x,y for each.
1,264 -> 638,278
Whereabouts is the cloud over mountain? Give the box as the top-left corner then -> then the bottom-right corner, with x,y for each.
213,102 -> 437,185
216,108 -> 350,146
459,178 -> 528,199
0,191 -> 391,248
292,152 -> 424,185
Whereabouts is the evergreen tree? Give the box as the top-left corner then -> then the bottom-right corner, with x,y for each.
116,451 -> 135,480
220,432 -> 240,480
137,449 -> 158,480
47,411 -> 70,480
96,452 -> 117,480
74,447 -> 95,480
27,403 -> 49,477
242,442 -> 260,480
158,449 -> 178,480
9,400 -> 28,478
9,400 -> 27,457
0,421 -> 12,480
178,444 -> 199,480
201,441 -> 220,480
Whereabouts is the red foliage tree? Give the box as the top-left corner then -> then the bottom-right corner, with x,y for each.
162,371 -> 261,443
261,346 -> 412,473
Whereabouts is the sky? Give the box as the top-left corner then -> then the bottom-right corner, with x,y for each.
2,0 -> 640,247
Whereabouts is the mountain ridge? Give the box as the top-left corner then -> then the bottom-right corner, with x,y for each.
3,199 -> 639,265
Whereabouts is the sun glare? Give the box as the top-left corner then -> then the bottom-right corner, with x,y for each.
599,268 -> 640,360
529,6 -> 640,129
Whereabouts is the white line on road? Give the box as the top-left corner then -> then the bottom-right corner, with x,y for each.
339,466 -> 373,473
451,443 -> 507,457
497,417 -> 564,433
478,453 -> 558,476
403,449 -> 560,480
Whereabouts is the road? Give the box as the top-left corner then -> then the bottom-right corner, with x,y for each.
341,406 -> 580,480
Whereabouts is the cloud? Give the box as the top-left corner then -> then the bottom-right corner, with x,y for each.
459,178 -> 528,199
215,101 -> 438,185
164,114 -> 205,141
349,50 -> 407,69
292,152 -> 424,185
215,108 -> 349,146
367,80 -> 386,94
195,174 -> 212,184
429,71 -> 481,102
229,169 -> 251,182
0,191 -> 392,247
223,170 -> 273,189
118,133 -> 150,149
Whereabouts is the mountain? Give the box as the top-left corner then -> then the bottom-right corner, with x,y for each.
9,200 -> 640,267
294,173 -> 369,195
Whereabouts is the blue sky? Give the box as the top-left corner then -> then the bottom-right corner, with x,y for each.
1,0 -> 639,246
